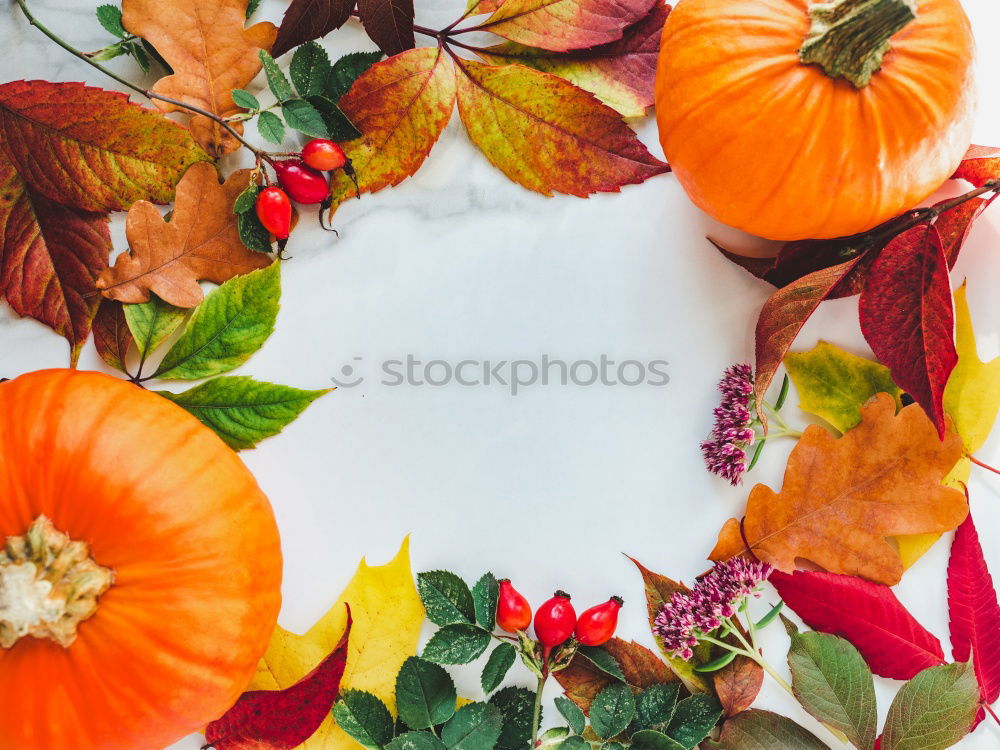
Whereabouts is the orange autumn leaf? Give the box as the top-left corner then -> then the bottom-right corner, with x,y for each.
122,0 -> 276,156
710,394 -> 967,585
97,163 -> 272,308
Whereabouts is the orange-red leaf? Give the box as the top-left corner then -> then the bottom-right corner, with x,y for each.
0,159 -> 110,364
328,47 -> 456,213
477,0 -> 657,52
122,0 -> 277,157
92,299 -> 133,372
454,60 -> 667,196
97,163 -> 272,307
0,80 -> 206,213
952,144 -> 1000,187
714,655 -> 763,718
204,609 -> 352,749
711,395 -> 967,585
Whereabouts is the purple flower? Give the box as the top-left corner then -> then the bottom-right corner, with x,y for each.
701,364 -> 755,485
652,558 -> 773,660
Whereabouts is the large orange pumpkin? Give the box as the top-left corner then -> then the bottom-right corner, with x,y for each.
655,0 -> 975,241
0,370 -> 282,750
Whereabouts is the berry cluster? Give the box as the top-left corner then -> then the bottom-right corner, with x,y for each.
255,138 -> 352,240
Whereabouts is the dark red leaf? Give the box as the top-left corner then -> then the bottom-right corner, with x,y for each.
935,195 -> 994,268
859,224 -> 957,437
714,654 -> 764,717
356,0 -> 415,56
952,144 -> 1000,187
948,511 -> 1000,728
753,255 -> 864,427
204,607 -> 352,750
92,299 -> 132,372
271,0 -> 356,58
771,570 -> 944,680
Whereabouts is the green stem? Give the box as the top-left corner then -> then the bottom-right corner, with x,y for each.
14,0 -> 266,157
719,618 -> 795,699
531,675 -> 545,747
798,0 -> 917,88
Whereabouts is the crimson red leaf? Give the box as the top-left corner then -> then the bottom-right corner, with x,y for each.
92,299 -> 133,372
935,195 -> 994,268
271,0 -> 355,58
859,224 -> 957,438
771,570 -> 944,680
356,0 -> 415,56
204,607 -> 352,750
948,511 -> 1000,727
753,255 -> 864,427
0,160 -> 110,364
952,145 -> 1000,187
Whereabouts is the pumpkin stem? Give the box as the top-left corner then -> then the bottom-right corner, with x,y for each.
799,0 -> 917,88
0,516 -> 113,649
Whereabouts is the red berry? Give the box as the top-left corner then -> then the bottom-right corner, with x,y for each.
575,596 -> 623,647
272,159 -> 329,204
496,579 -> 532,632
534,591 -> 576,648
302,139 -> 348,171
255,186 -> 292,240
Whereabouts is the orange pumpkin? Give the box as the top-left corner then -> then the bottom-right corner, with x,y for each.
0,370 -> 282,750
655,0 -> 975,241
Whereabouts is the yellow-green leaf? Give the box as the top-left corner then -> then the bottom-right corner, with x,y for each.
248,538 -> 424,750
785,341 -> 902,433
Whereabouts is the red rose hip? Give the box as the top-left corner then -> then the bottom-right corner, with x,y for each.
534,591 -> 576,648
496,579 -> 532,632
575,596 -> 623,646
255,187 -> 292,240
272,159 -> 329,204
302,139 -> 348,171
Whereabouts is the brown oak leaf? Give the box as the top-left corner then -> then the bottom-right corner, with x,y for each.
97,163 -> 272,307
122,0 -> 277,156
710,394 -> 967,585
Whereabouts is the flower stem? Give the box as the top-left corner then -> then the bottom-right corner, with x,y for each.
531,674 -> 545,747
970,455 -> 1000,476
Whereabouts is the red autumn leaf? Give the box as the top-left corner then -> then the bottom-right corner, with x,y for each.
454,59 -> 668,197
204,607 -> 352,750
92,299 -> 133,372
952,144 -> 1000,187
271,0 -> 355,58
936,195 -> 994,268
947,511 -> 1000,727
753,255 -> 864,427
714,655 -> 764,718
859,224 -> 957,438
356,0 -> 415,56
0,81 -> 206,212
477,2 -> 670,117
476,0 -> 658,52
771,570 -> 944,680
0,159 -> 110,364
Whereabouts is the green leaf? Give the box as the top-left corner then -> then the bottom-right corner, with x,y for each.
578,645 -> 626,681
558,737 -> 588,750
123,293 -> 187,359
785,341 -> 902,433
423,624 -> 491,665
246,0 -> 262,18
442,702 -> 504,750
396,657 -> 458,730
705,709 -> 829,749
539,728 -> 570,747
635,683 -> 680,731
238,208 -> 273,253
307,95 -> 362,141
554,696 -> 585,735
482,643 -> 517,694
880,661 -> 980,750
602,743 -> 625,750
490,687 -> 538,750
233,184 -> 260,215
328,50 -> 385,100
692,651 -> 737,674
290,41 -> 333,99
755,601 -> 784,630
281,98 -> 330,139
589,683 -> 636,739
417,571 -> 476,626
630,730 -> 687,750
783,617 -> 877,750
666,695 -> 722,750
231,88 -> 260,111
96,4 -> 126,38
157,376 -> 329,450
472,572 -> 499,630
257,110 -> 286,144
259,49 -> 295,102
152,262 -> 279,379
387,732 -> 448,750
334,690 -> 395,750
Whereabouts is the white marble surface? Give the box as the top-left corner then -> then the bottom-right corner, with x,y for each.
3,0 -> 1000,747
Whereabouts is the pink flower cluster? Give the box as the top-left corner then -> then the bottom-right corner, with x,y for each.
700,363 -> 755,485
652,557 -> 773,660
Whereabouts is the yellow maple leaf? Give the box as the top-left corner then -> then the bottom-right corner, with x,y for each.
248,538 -> 424,749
